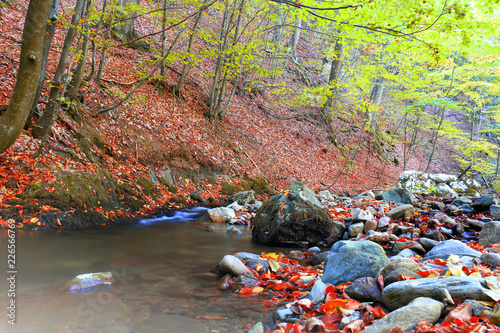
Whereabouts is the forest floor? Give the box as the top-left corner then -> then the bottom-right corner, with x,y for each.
0,0 -> 439,230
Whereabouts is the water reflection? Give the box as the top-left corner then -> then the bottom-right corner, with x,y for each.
0,208 -> 285,332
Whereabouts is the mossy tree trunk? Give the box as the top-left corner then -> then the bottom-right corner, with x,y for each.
113,0 -> 143,49
0,0 -> 54,153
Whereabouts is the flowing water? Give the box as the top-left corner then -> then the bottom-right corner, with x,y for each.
0,208 -> 286,333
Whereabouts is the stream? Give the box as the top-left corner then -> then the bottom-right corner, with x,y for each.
0,208 -> 286,333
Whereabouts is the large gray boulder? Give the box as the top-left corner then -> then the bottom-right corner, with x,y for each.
322,241 -> 389,286
426,239 -> 481,258
479,221 -> 500,247
382,276 -> 492,310
251,182 -> 342,246
225,190 -> 258,206
375,188 -> 416,204
361,298 -> 443,333
473,194 -> 499,212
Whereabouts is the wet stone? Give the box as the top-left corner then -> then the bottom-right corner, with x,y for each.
344,277 -> 382,302
480,253 -> 500,268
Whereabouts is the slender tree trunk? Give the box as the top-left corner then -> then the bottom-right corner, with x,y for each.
66,0 -> 93,101
33,0 -> 86,138
289,17 -> 301,62
159,0 -> 168,80
95,2 -> 114,85
211,0 -> 245,119
321,38 -> 344,142
172,0 -> 206,96
0,0 -> 53,153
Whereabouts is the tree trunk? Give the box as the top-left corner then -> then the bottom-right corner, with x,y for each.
66,0 -> 93,101
321,38 -> 344,142
289,17 -> 301,62
33,0 -> 86,138
159,0 -> 168,81
0,0 -> 53,153
172,0 -> 206,96
25,0 -> 59,128
113,0 -> 145,50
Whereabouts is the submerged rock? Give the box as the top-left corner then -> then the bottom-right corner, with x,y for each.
65,272 -> 113,292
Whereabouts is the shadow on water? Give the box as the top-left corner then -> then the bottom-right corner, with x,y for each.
0,207 -> 285,333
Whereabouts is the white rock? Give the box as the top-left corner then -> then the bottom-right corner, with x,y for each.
208,207 -> 236,222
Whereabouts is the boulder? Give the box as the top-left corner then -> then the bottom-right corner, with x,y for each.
348,222 -> 364,237
473,194 -> 499,212
379,257 -> 419,280
479,221 -> 500,247
387,204 -> 415,220
375,188 -> 416,204
384,268 -> 421,285
322,241 -> 389,286
208,207 -> 236,222
382,276 -> 492,310
225,190 -> 258,206
251,182 -> 341,246
309,279 -> 328,303
361,298 -> 443,333
490,205 -> 500,217
435,184 -> 458,198
219,255 -> 252,276
377,216 -> 391,228
426,239 -> 481,258
344,277 -> 382,302
480,253 -> 500,268
318,190 -> 336,203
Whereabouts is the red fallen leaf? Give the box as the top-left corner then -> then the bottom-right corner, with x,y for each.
415,320 -> 434,332
397,237 -> 409,242
377,274 -> 385,290
388,328 -> 404,333
344,319 -> 365,333
433,258 -> 448,266
239,288 -> 253,294
321,312 -> 343,325
320,299 -> 362,314
325,285 -> 337,294
365,304 -> 387,319
398,275 -> 416,281
444,303 -> 472,324
417,270 -> 432,277
44,187 -> 54,192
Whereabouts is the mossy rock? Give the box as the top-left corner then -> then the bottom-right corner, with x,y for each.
170,196 -> 187,204
136,175 -> 160,197
241,176 -> 272,195
220,181 -> 243,196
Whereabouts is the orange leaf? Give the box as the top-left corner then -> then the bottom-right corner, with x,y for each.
320,299 -> 362,314
444,303 -> 472,324
44,187 -> 54,192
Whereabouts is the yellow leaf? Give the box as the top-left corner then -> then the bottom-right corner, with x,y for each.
269,259 -> 281,272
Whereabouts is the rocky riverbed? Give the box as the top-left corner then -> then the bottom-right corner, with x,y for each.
208,172 -> 500,332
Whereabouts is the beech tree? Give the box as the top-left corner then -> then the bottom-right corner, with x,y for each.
0,0 -> 55,153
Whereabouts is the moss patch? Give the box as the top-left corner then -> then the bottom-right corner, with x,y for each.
220,181 -> 243,196
241,176 -> 272,195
